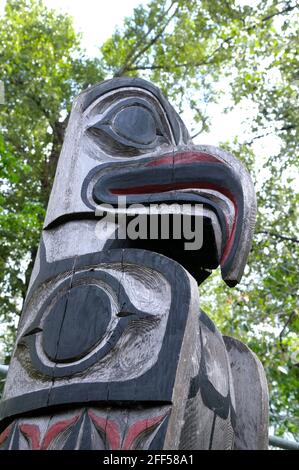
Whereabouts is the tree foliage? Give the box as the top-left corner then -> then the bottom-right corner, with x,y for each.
0,0 -> 298,439
0,0 -> 102,345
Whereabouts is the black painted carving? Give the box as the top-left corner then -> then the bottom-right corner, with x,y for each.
42,284 -> 111,363
88,97 -> 171,154
0,77 -> 267,450
81,77 -> 189,145
0,249 -> 191,424
21,267 -> 155,378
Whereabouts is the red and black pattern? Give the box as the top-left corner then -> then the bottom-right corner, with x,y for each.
0,407 -> 170,450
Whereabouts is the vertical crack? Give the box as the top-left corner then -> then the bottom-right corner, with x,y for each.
46,256 -> 77,407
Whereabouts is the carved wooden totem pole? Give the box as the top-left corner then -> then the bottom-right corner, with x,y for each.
0,78 -> 268,450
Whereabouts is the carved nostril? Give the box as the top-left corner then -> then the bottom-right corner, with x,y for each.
23,327 -> 43,337
116,311 -> 134,318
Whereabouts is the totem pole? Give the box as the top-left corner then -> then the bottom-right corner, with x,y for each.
0,78 -> 268,450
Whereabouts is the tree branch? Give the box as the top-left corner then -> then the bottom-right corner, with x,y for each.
245,125 -> 296,145
114,1 -> 178,77
262,3 -> 299,22
279,310 -> 296,352
191,114 -> 209,139
124,4 -> 299,74
126,35 -> 234,73
126,59 -> 209,72
191,127 -> 205,139
257,230 -> 299,244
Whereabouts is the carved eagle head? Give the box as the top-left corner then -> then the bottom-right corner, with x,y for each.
45,78 -> 256,286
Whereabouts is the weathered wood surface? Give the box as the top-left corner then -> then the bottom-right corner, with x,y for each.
223,336 -> 269,450
0,406 -> 171,450
0,77 -> 266,450
179,312 -> 236,450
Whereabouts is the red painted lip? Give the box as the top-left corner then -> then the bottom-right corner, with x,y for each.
111,151 -> 228,197
110,181 -> 234,202
146,151 -> 222,167
108,151 -> 236,265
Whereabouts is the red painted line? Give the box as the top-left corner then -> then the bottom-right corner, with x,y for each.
146,151 -> 222,167
88,410 -> 120,450
0,424 -> 13,447
110,181 -> 233,199
19,424 -> 41,450
122,414 -> 167,450
41,414 -> 79,450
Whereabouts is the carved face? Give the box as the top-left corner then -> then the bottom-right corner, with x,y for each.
45,78 -> 256,286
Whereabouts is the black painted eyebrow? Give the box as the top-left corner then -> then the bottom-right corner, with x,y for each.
82,78 -> 168,111
80,77 -> 188,145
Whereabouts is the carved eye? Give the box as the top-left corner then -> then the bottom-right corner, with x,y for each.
87,100 -> 171,156
21,271 -> 152,378
113,106 -> 157,145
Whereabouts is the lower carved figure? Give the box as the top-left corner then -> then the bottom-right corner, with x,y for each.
0,250 -> 268,450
